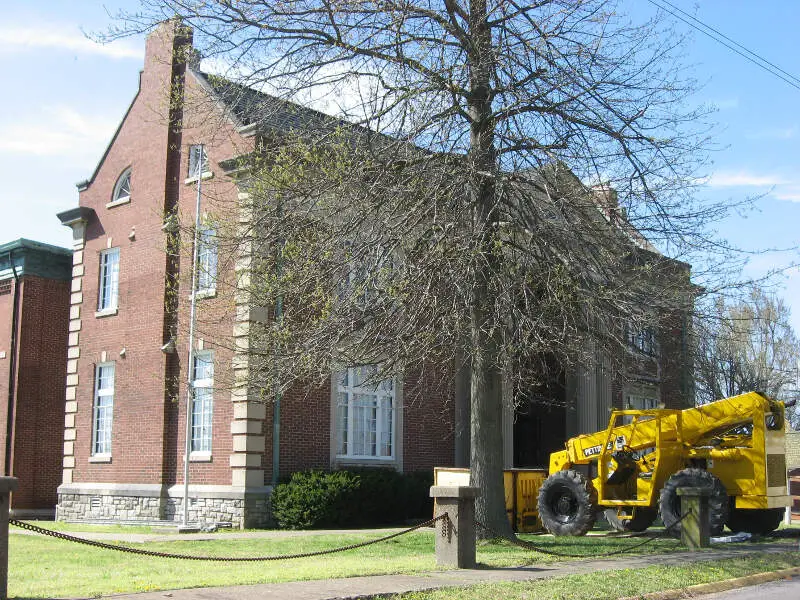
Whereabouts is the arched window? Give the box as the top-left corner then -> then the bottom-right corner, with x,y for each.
111,168 -> 131,204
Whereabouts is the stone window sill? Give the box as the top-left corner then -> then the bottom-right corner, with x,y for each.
95,308 -> 119,318
88,455 -> 112,463
106,197 -> 131,209
188,452 -> 212,463
185,171 -> 214,185
335,456 -> 396,466
194,289 -> 216,300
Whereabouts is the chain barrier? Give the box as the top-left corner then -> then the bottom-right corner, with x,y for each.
474,512 -> 689,559
9,515 -> 448,562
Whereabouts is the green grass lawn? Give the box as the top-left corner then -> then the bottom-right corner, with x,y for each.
380,553 -> 800,600
8,522 -> 800,599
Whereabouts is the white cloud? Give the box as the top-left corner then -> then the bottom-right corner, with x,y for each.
0,105 -> 117,165
746,126 -> 797,140
707,171 -> 789,188
707,170 -> 800,204
0,25 -> 142,60
773,190 -> 800,203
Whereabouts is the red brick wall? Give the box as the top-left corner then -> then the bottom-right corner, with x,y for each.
0,279 -> 17,476
12,276 -> 70,508
263,383 -> 332,481
165,67 -> 255,487
71,22 -> 185,486
658,309 -> 692,409
71,22 -> 255,488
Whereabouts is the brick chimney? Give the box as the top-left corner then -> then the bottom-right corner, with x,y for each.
141,19 -> 194,102
591,183 -> 622,222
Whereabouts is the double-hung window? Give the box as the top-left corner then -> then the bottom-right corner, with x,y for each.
196,226 -> 217,294
336,365 -> 395,459
188,145 -> 209,178
191,351 -> 214,454
626,323 -> 657,356
98,248 -> 120,312
92,363 -> 115,456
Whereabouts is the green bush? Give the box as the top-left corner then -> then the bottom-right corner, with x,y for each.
270,470 -> 361,529
270,468 -> 434,529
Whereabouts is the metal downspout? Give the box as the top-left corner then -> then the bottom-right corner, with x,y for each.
3,251 -> 20,476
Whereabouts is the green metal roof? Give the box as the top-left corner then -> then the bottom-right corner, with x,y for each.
0,238 -> 72,282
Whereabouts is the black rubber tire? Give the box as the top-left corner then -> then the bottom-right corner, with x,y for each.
659,468 -> 729,537
604,506 -> 658,533
726,507 -> 784,535
537,470 -> 597,536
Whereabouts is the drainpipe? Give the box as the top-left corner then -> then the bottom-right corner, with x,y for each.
3,252 -> 20,476
272,197 -> 283,488
182,144 -> 204,528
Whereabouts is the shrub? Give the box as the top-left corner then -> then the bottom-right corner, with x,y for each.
270,470 -> 361,529
270,468 -> 434,529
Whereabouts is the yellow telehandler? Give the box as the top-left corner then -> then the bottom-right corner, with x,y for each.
537,391 -> 791,536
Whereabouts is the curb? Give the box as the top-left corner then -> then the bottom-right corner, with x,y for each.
619,565 -> 800,600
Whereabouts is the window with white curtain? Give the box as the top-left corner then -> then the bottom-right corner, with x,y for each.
191,351 -> 214,453
98,248 -> 120,312
92,363 -> 115,456
336,365 -> 395,459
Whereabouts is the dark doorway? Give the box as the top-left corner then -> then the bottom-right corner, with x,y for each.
513,370 -> 567,468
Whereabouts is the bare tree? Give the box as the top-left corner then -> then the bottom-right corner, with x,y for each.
110,1 -> 732,536
695,287 -> 800,427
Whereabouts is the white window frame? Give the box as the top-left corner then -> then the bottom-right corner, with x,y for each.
97,248 -> 120,313
109,167 -> 131,206
623,392 -> 661,427
91,362 -> 115,457
335,365 -> 396,461
196,225 -> 217,296
626,323 -> 657,356
190,351 -> 214,456
188,145 -> 210,180
626,394 -> 660,411
338,243 -> 397,309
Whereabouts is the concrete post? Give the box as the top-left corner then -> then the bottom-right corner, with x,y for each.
677,486 -> 711,550
0,477 -> 18,600
429,485 -> 479,568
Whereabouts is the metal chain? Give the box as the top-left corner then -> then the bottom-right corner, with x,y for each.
9,515 -> 447,562
474,512 -> 688,558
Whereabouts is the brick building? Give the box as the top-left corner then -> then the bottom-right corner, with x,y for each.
0,239 -> 71,518
54,21 -> 694,527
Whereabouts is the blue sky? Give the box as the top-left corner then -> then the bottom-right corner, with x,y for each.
1,0 -> 798,329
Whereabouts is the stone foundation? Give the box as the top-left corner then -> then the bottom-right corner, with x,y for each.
56,483 -> 272,528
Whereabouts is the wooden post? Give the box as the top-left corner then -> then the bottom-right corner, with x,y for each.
677,486 -> 711,550
0,477 -> 18,600
429,485 -> 479,568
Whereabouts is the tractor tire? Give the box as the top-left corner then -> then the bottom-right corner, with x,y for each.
537,470 -> 597,536
659,468 -> 729,537
726,507 -> 784,535
604,506 -> 658,533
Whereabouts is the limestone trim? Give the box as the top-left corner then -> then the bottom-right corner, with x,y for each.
57,482 -> 273,499
229,186 -> 266,488
59,215 -> 89,486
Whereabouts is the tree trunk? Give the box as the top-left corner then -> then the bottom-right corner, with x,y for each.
467,0 -> 513,539
470,309 -> 513,538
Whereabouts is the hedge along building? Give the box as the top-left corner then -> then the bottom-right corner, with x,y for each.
0,239 -> 71,518
54,21 -> 694,527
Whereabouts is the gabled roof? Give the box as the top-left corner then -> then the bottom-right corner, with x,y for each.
194,71 -> 340,132
192,69 -> 388,147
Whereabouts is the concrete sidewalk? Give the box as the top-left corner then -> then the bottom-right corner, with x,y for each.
99,543 -> 797,600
